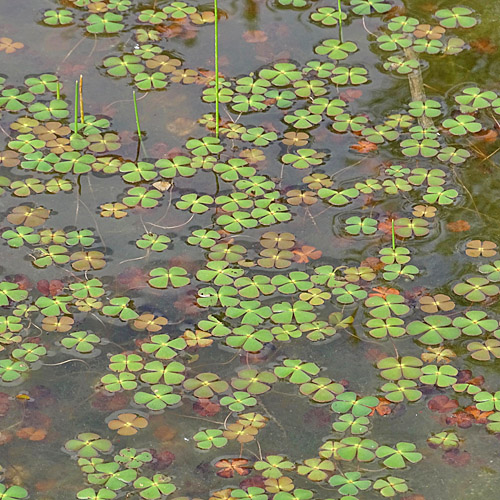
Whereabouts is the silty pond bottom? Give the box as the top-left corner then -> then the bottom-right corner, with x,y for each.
0,0 -> 500,498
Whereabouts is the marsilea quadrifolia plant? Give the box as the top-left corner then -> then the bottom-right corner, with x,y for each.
0,0 -> 499,498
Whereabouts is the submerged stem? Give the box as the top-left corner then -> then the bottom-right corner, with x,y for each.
214,0 -> 219,137
73,80 -> 78,135
133,90 -> 142,139
338,0 -> 343,42
79,74 -> 84,124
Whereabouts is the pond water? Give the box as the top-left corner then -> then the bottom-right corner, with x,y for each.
1,0 -> 500,499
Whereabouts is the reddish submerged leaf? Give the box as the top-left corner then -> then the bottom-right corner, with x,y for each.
471,38 -> 497,54
369,287 -> 400,298
427,395 -> 459,414
243,30 -> 268,43
442,449 -> 471,467
0,393 -> 10,417
193,398 -> 221,417
16,427 -> 47,441
446,220 -> 470,232
340,89 -> 363,102
446,410 -> 474,429
369,397 -> 393,416
350,140 -> 378,153
215,458 -> 250,478
293,246 -> 322,263
37,279 -> 64,296
151,449 -> 175,469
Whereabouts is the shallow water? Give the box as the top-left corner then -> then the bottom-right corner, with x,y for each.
1,0 -> 500,499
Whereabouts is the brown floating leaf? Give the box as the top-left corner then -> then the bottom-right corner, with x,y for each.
419,294 -> 455,313
412,205 -> 436,218
182,329 -> 213,348
0,37 -> 24,53
42,316 -> 74,332
133,313 -> 168,332
100,202 -> 128,219
421,346 -> 456,364
108,413 -> 148,435
465,240 -> 497,258
414,24 -> 445,39
7,206 -> 50,227
70,251 -> 106,271
282,132 -> 309,147
223,423 -> 258,443
286,190 -> 317,206
240,148 -> 265,164
0,150 -> 20,168
260,232 -> 295,250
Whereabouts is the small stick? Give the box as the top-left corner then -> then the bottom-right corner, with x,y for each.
73,80 -> 78,134
391,219 -> 396,250
133,90 -> 142,140
214,0 -> 219,137
79,75 -> 84,124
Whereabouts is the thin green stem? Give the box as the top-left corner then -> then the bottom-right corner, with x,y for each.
133,91 -> 141,140
73,80 -> 78,135
79,75 -> 84,124
214,0 -> 219,137
391,219 -> 395,251
338,0 -> 343,43
56,80 -> 60,100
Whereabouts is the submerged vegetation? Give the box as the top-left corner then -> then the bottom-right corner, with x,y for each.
0,0 -> 500,498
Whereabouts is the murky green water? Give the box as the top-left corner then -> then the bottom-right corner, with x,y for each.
1,0 -> 500,499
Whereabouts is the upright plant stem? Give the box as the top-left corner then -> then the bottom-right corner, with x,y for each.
74,80 -> 78,135
391,219 -> 396,251
79,75 -> 84,124
214,0 -> 219,138
133,91 -> 142,140
56,80 -> 60,100
338,0 -> 343,43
